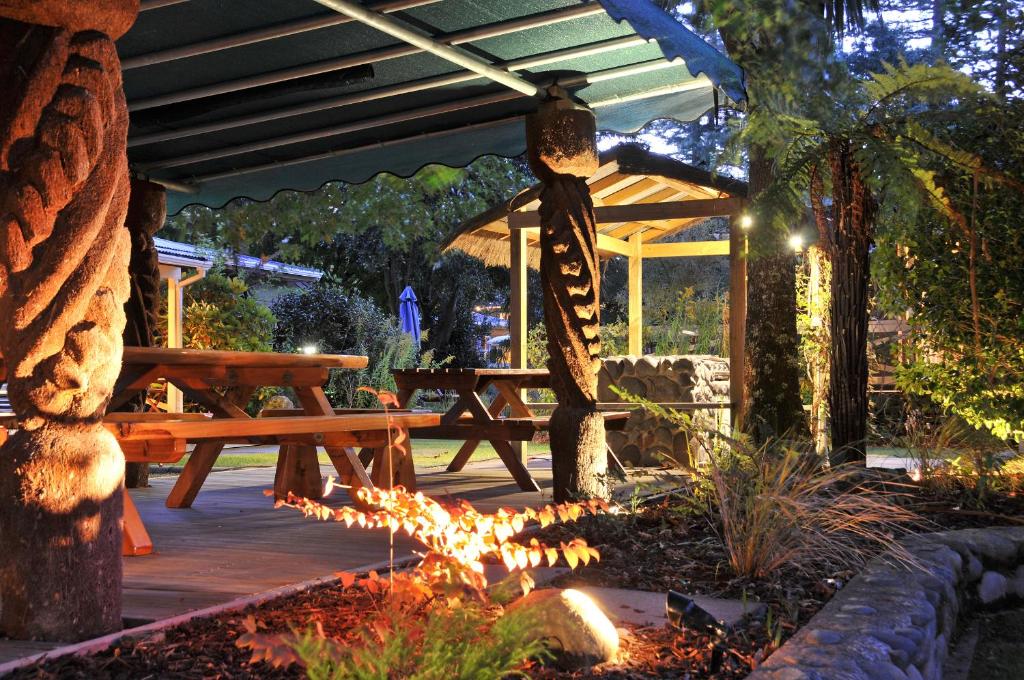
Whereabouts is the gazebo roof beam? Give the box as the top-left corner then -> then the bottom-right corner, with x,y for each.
642,240 -> 729,258
123,0 -> 443,70
309,0 -> 540,97
520,227 -> 630,258
128,44 -> 658,147
509,197 -> 744,229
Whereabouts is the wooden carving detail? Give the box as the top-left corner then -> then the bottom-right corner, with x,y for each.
0,20 -> 132,640
122,179 -> 165,488
528,98 -> 607,502
123,179 -> 165,352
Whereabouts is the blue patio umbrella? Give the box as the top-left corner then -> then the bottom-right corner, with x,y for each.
398,286 -> 421,348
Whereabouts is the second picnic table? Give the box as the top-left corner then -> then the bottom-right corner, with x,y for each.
392,368 -> 629,492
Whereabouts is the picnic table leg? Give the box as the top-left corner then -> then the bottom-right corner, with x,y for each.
606,444 -> 627,480
447,392 -> 509,472
489,439 -> 541,492
122,489 -> 153,556
323,445 -> 374,503
274,444 -> 323,500
165,441 -> 225,508
370,428 -> 416,492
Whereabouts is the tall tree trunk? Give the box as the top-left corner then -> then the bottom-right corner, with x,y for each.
744,147 -> 807,440
527,96 -> 606,502
827,140 -> 874,464
122,179 -> 166,489
0,3 -> 137,641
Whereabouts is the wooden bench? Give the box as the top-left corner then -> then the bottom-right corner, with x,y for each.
1,410 -> 440,557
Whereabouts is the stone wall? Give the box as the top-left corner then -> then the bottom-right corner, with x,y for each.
748,526 -> 1024,680
598,355 -> 729,467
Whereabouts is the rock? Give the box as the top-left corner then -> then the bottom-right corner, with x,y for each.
1010,565 -> 1024,597
507,588 -> 619,669
977,571 -> 1007,604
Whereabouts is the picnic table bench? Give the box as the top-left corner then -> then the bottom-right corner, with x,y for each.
392,368 -> 629,492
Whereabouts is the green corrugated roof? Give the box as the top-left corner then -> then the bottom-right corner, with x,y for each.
119,0 -> 745,213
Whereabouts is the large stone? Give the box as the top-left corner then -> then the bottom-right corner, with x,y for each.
978,570 -> 1007,604
507,588 -> 619,669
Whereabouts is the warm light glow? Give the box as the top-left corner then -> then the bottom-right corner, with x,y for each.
739,214 -> 753,230
788,233 -> 805,252
301,344 -> 318,355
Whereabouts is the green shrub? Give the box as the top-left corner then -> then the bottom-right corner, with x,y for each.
272,285 -> 432,407
172,272 -> 277,353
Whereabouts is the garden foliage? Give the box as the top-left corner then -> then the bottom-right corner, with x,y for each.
271,284 -> 434,407
238,419 -> 608,678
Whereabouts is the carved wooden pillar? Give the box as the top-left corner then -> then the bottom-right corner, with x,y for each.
122,179 -> 166,489
0,2 -> 138,640
526,96 -> 606,502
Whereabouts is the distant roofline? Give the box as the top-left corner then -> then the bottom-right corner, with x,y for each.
154,236 -> 323,282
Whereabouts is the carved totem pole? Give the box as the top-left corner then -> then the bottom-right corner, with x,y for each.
526,94 -> 607,502
122,179 -> 166,489
0,1 -> 138,640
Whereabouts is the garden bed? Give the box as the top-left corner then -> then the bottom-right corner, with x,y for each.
4,479 -> 1023,679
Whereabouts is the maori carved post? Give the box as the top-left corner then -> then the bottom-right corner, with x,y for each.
0,1 -> 138,640
526,96 -> 606,502
122,179 -> 166,489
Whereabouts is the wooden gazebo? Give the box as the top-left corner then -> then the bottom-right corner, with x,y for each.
446,144 -> 749,425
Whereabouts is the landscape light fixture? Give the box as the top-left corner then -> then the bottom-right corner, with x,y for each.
302,345 -> 318,355
739,214 -> 753,230
788,233 -> 805,252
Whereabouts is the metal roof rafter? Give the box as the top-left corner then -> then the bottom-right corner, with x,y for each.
127,2 -> 607,111
128,39 -> 656,148
309,0 -> 539,97
138,61 -> 694,172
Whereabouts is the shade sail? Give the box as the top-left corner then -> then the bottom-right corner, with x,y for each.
119,0 -> 744,214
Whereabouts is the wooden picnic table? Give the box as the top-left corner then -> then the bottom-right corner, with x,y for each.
113,346 -> 377,510
392,368 -> 629,492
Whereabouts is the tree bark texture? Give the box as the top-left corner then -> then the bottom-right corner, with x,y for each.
743,147 -> 807,441
121,179 -> 165,489
826,140 -> 874,464
539,175 -> 607,501
0,11 -> 134,640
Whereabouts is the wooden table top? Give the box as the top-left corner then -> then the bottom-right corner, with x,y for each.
121,347 -> 368,370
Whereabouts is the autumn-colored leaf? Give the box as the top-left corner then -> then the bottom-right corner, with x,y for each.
545,547 -> 559,567
338,571 -> 356,588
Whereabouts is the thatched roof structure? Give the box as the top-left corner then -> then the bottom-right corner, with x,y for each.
445,144 -> 748,269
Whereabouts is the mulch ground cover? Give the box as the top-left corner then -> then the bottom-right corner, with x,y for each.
6,482 -> 1024,680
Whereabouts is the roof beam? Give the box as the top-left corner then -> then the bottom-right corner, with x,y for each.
509,198 -> 745,229
127,13 -> 640,114
309,0 -> 539,97
521,228 -> 630,258
642,240 -> 730,258
128,42 -> 653,146
123,0 -> 442,70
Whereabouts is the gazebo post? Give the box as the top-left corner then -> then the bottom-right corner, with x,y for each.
729,212 -> 749,432
526,93 -> 606,502
628,232 -> 643,355
509,227 -> 528,463
0,1 -> 138,641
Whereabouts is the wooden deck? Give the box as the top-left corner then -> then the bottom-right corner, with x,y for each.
0,455 -> 659,665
